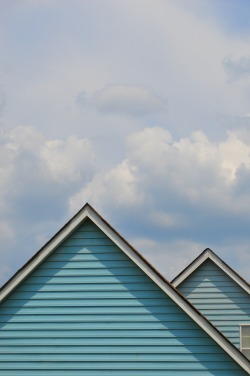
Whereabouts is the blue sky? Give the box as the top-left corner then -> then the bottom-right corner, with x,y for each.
1,0 -> 250,284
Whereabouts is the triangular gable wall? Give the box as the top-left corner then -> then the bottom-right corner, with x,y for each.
0,206 -> 249,375
172,249 -> 250,350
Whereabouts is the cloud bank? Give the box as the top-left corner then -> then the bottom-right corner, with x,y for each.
2,0 -> 250,284
0,126 -> 96,282
70,126 -> 250,279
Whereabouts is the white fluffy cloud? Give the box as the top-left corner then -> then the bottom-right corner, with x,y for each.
0,127 -> 96,282
0,126 -> 95,187
77,84 -> 166,117
71,126 -> 250,215
71,159 -> 143,212
125,127 -> 250,213
69,126 -> 250,279
40,136 -> 95,183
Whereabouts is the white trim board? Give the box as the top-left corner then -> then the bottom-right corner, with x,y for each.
0,204 -> 250,374
172,248 -> 250,296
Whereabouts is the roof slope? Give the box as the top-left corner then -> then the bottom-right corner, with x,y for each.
0,206 -> 249,374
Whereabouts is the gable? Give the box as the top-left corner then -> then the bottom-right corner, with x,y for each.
172,249 -> 250,296
0,219 -> 248,375
177,259 -> 250,349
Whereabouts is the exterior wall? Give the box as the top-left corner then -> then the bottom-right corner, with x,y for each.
0,220 -> 247,375
178,259 -> 250,349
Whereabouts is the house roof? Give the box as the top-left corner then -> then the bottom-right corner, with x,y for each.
172,248 -> 250,296
0,204 -> 250,374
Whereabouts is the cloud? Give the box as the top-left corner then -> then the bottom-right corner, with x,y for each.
3,0 -> 250,285
125,127 -> 250,219
67,126 -> 250,281
0,127 -> 96,218
77,84 -> 166,117
70,126 -> 250,254
40,136 -> 95,183
223,55 -> 250,81
0,126 -> 97,283
71,159 -> 143,213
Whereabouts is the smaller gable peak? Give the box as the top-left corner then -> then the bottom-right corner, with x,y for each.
204,247 -> 213,254
172,247 -> 250,296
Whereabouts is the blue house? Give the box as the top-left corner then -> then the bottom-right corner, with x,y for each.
0,204 -> 249,375
172,248 -> 250,361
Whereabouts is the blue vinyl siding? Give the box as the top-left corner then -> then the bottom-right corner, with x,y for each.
178,259 -> 250,349
0,220 -> 247,375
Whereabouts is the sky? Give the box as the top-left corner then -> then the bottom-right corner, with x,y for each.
1,0 -> 250,285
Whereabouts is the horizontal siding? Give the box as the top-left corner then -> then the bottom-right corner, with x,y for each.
0,360 -> 242,369
178,259 -> 250,349
0,372 -> 245,376
0,353 -> 233,361
0,220 -> 247,375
